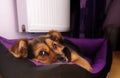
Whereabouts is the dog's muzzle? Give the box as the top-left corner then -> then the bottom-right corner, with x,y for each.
57,54 -> 68,62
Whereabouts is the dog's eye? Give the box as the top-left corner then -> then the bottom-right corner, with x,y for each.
39,51 -> 49,56
53,43 -> 57,49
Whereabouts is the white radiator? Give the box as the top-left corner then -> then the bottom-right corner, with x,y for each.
16,0 -> 70,32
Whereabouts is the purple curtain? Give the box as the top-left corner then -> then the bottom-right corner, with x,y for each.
103,0 -> 120,50
70,0 -> 80,38
70,0 -> 106,38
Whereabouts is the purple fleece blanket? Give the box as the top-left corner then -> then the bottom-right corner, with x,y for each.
0,36 -> 107,73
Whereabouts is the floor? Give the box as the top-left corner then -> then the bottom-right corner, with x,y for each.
109,51 -> 120,78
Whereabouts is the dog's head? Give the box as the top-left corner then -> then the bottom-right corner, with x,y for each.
29,36 -> 70,64
30,36 -> 71,63
9,35 -> 71,64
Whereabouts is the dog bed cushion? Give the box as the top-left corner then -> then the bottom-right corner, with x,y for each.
0,36 -> 108,78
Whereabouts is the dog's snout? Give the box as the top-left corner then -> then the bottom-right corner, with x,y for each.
57,55 -> 67,62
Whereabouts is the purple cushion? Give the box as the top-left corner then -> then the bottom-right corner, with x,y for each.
0,36 -> 107,73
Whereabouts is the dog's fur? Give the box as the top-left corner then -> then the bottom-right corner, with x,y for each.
9,30 -> 92,71
9,39 -> 28,58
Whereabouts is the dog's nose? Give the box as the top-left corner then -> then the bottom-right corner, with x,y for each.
57,55 -> 67,62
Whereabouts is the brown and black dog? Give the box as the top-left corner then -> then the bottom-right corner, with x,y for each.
9,30 -> 92,71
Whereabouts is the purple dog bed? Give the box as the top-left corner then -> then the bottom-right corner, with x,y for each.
0,36 -> 112,78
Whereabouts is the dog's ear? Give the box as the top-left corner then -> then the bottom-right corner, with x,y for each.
48,30 -> 64,41
62,47 -> 71,62
9,39 -> 28,58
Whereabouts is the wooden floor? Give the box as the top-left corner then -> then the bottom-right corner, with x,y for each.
109,51 -> 120,78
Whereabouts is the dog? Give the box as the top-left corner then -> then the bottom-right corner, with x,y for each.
9,30 -> 92,71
